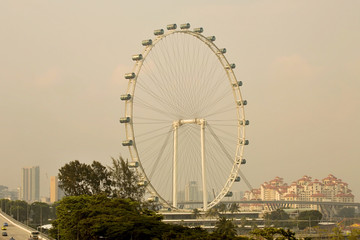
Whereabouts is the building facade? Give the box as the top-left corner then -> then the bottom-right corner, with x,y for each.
20,166 -> 40,202
242,174 -> 354,211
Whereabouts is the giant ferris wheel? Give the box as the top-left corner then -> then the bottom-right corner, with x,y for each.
120,23 -> 249,211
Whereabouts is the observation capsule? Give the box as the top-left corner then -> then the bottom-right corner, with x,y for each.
142,39 -> 153,46
219,48 -> 226,54
207,36 -> 216,42
180,23 -> 190,29
235,176 -> 241,182
147,196 -> 159,202
154,29 -> 164,35
124,72 -> 135,79
193,27 -> 203,33
237,100 -> 247,106
119,117 -> 131,123
128,161 -> 139,168
132,54 -> 143,61
241,159 -> 247,164
137,180 -> 148,186
232,81 -> 242,87
166,23 -> 177,30
122,139 -> 133,146
240,139 -> 249,145
225,191 -> 233,197
120,94 -> 132,101
226,63 -> 236,69
239,120 -> 250,126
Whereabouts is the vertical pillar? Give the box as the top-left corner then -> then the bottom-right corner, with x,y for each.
172,122 -> 178,208
200,120 -> 207,211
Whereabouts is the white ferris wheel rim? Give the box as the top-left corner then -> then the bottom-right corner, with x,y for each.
122,24 -> 248,211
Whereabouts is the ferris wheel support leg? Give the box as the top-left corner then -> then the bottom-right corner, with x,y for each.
172,122 -> 179,208
200,120 -> 207,211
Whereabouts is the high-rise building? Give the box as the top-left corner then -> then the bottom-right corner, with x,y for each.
50,176 -> 58,203
20,166 -> 40,202
185,181 -> 200,202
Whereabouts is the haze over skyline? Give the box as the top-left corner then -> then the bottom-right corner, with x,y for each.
1,1 -> 359,200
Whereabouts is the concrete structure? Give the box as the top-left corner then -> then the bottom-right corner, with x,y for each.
50,176 -> 58,203
242,174 -> 354,211
20,166 -> 40,202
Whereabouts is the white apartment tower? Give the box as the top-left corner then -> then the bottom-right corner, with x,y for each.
20,166 -> 40,202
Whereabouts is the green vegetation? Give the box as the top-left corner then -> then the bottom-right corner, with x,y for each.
251,227 -> 296,240
264,209 -> 291,228
297,210 -> 322,230
0,199 -> 56,228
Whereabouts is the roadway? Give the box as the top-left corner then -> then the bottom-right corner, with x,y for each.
0,213 -> 31,240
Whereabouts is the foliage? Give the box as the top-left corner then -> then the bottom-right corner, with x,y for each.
229,203 -> 239,213
337,207 -> 355,218
251,227 -> 296,240
0,199 -> 56,227
297,210 -> 322,230
217,203 -> 227,212
331,226 -> 345,240
192,208 -> 200,219
50,195 -> 211,240
213,217 -> 237,239
109,156 -> 145,202
264,209 -> 291,228
58,160 -> 112,196
206,207 -> 219,219
348,228 -> 360,240
58,157 -> 145,201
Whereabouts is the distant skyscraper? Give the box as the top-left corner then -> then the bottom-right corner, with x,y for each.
50,176 -> 58,203
20,166 -> 40,202
185,181 -> 200,202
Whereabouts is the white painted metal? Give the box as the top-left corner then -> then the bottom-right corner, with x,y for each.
172,121 -> 179,208
122,24 -> 248,211
200,119 -> 207,211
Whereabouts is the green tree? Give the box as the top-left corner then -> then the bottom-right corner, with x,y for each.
59,160 -> 111,196
251,227 -> 281,240
348,228 -> 360,240
109,156 -> 145,201
229,203 -> 239,213
9,200 -> 28,222
297,210 -> 322,230
331,226 -> 345,240
206,207 -> 219,219
212,217 -> 237,239
192,208 -> 200,219
337,207 -> 355,218
50,195 -> 210,240
264,209 -> 291,228
251,227 -> 296,240
30,202 -> 50,226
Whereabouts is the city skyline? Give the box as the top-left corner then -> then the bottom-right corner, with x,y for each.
0,1 -> 359,201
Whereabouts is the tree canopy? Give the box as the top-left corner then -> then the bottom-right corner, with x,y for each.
50,195 -> 212,240
58,156 -> 145,201
297,210 -> 322,230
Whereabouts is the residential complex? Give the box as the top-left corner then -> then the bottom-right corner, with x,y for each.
242,174 -> 354,210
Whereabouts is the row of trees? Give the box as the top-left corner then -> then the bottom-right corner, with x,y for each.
0,199 -> 56,228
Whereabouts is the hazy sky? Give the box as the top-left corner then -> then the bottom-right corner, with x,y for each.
1,1 -> 359,200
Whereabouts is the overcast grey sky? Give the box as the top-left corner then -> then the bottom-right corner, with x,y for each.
0,1 -> 359,200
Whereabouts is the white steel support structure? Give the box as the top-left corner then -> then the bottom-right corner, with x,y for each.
172,121 -> 179,208
172,119 -> 207,210
200,119 -> 207,211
